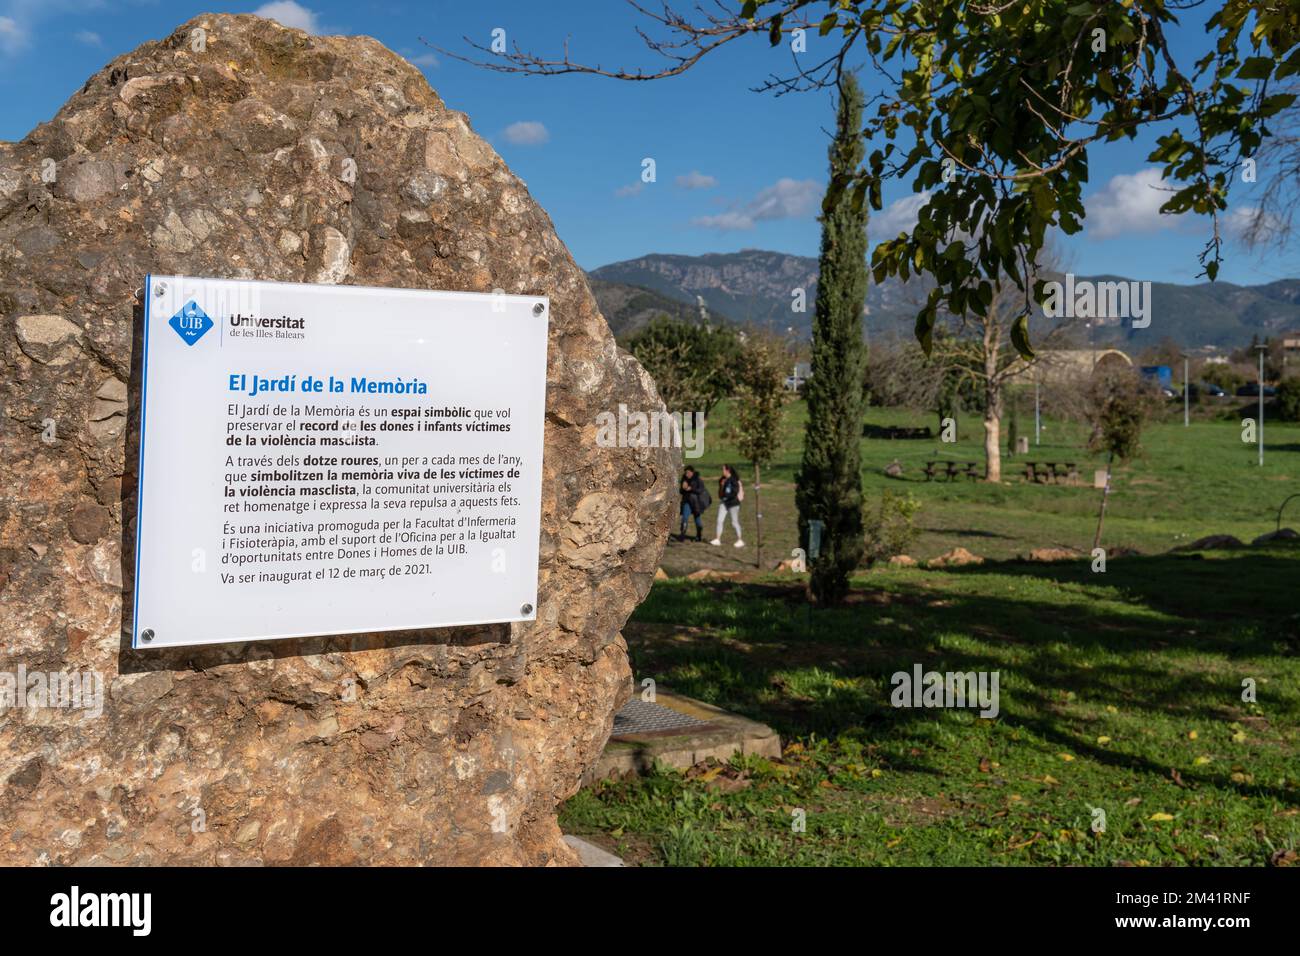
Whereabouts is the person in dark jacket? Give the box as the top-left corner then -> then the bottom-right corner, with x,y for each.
678,466 -> 706,541
710,464 -> 744,547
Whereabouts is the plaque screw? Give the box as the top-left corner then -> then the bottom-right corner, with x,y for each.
154,283 -> 166,297
141,628 -> 155,643
532,302 -> 544,316
520,603 -> 533,615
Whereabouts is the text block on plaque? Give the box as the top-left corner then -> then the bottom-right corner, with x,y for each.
133,275 -> 549,648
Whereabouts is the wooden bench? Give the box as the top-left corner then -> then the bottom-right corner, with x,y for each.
1023,461 -> 1079,484
925,459 -> 979,481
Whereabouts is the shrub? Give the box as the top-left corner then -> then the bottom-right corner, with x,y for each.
862,491 -> 922,568
1278,377 -> 1300,422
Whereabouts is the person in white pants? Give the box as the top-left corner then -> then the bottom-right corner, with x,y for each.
710,463 -> 744,547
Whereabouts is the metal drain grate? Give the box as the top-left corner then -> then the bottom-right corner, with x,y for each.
612,699 -> 709,736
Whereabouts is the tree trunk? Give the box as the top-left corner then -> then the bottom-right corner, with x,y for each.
753,462 -> 762,569
983,323 -> 1003,483
983,407 -> 1002,482
1092,452 -> 1114,551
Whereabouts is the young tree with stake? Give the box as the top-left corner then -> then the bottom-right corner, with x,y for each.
730,333 -> 790,569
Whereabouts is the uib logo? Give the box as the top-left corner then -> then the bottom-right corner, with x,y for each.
168,300 -> 214,346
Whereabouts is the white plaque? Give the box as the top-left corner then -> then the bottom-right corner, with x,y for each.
132,275 -> 549,648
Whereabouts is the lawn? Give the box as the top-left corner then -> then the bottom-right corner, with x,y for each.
561,398 -> 1300,866
661,397 -> 1300,572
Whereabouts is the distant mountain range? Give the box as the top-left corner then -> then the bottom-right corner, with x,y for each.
588,249 -> 1300,351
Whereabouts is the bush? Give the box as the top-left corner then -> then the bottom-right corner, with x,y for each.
862,491 -> 921,567
1278,377 -> 1300,422
1086,367 -> 1152,461
1201,362 -> 1247,394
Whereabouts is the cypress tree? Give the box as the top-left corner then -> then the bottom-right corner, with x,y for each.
796,73 -> 868,603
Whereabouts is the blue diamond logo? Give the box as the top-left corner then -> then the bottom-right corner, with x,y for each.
168,300 -> 213,346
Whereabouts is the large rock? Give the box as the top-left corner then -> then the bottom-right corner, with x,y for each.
0,15 -> 674,865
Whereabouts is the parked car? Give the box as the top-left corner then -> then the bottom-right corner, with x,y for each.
1198,382 -> 1226,398
1236,383 -> 1277,397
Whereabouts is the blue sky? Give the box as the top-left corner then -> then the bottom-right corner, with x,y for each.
1,0 -> 1295,285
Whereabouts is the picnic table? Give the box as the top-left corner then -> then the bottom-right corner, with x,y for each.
1022,460 -> 1079,484
923,459 -> 979,482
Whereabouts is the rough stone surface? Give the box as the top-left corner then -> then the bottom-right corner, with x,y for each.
1178,535 -> 1244,552
1252,528 -> 1298,546
926,547 -> 983,568
1026,547 -> 1083,562
0,15 -> 674,866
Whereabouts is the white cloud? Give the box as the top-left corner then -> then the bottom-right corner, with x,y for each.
0,15 -> 29,54
675,171 -> 717,190
873,191 -> 932,238
408,51 -> 438,68
1085,168 -> 1183,240
614,182 -> 644,198
501,121 -> 549,146
692,177 -> 818,230
253,1 -> 321,34
73,29 -> 100,46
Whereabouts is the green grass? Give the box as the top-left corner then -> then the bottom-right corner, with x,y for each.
563,399 -> 1300,865
561,546 -> 1300,866
663,397 -> 1300,573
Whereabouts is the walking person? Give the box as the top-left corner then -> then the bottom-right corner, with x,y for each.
710,464 -> 744,548
677,466 -> 708,541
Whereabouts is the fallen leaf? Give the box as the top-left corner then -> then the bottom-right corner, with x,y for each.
1187,730 -> 1198,740
1008,833 -> 1041,850
1096,736 -> 1112,746
1270,849 -> 1298,867
885,837 -> 902,848
1043,774 -> 1060,785
1058,753 -> 1075,762
1150,812 -> 1175,822
1231,731 -> 1247,743
978,757 -> 992,773
1194,756 -> 1212,766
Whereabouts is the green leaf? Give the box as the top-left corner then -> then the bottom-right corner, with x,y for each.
768,14 -> 782,46
1237,56 -> 1274,81
1010,312 -> 1035,361
915,307 -> 935,356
